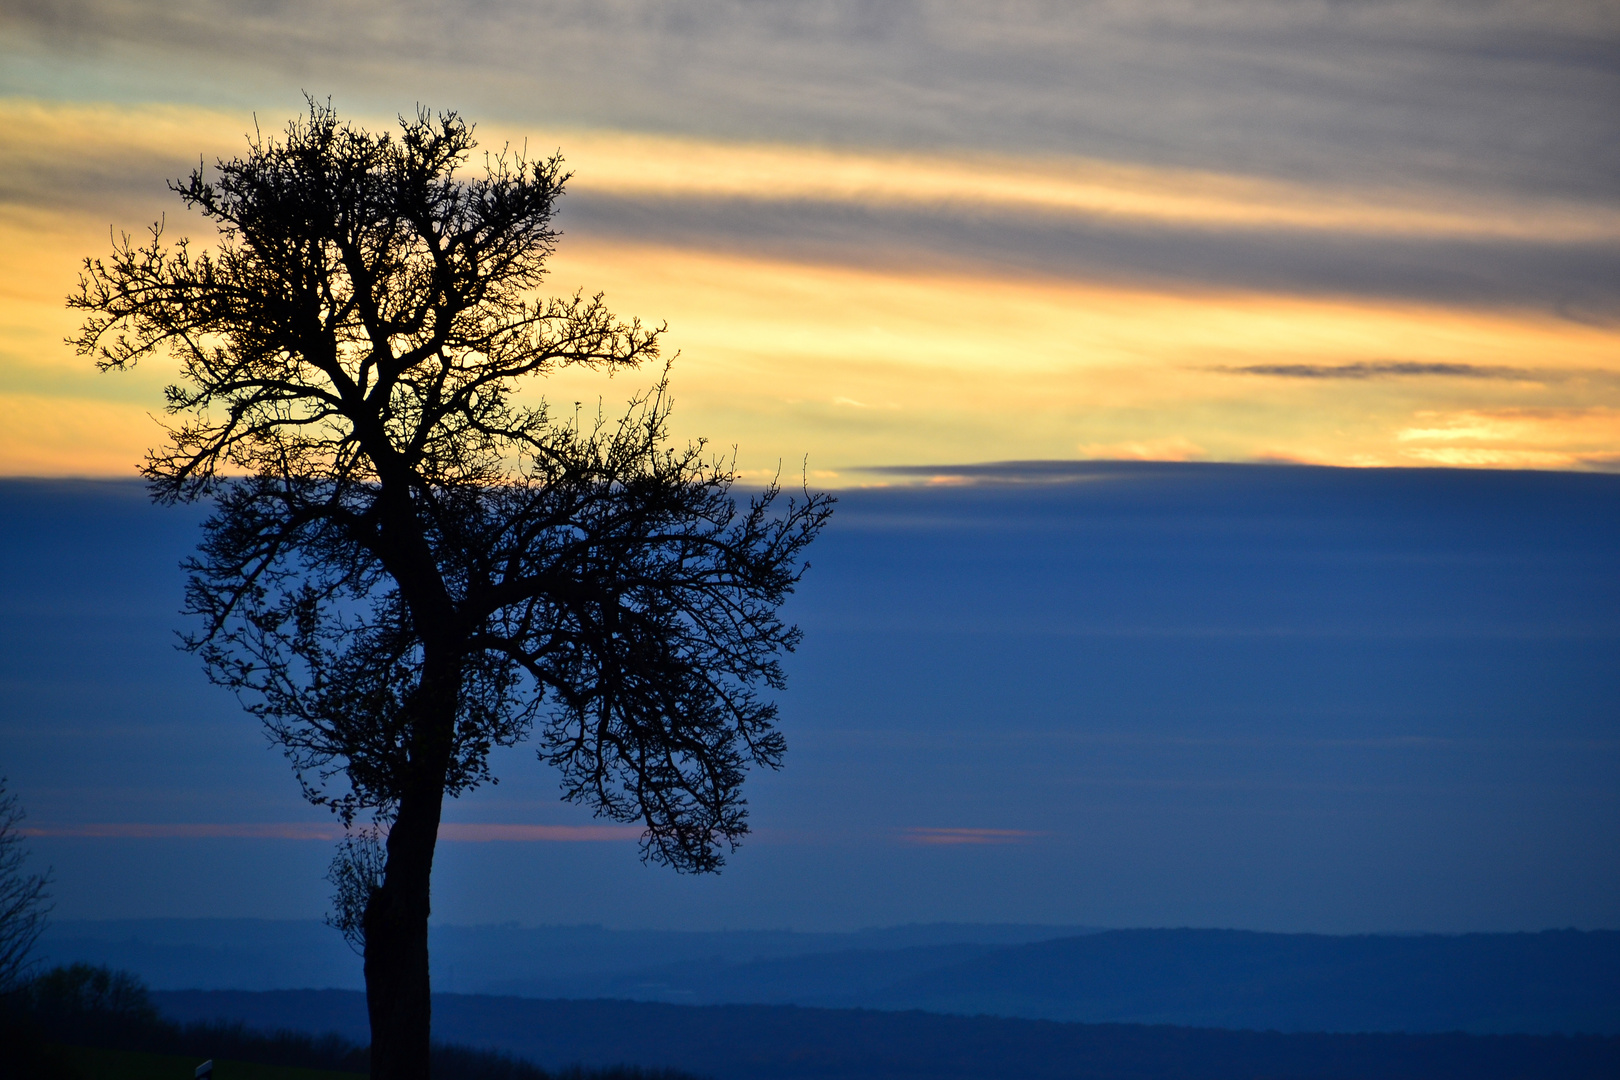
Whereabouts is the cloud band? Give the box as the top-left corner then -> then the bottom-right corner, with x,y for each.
21,822 -> 643,842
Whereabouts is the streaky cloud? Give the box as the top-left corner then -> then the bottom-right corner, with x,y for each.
545,128 -> 1620,243
1218,362 -> 1540,380
560,191 -> 1620,316
857,460 -> 1249,485
4,98 -> 1616,317
21,822 -> 349,840
5,2 -> 1617,202
436,824 -> 640,843
20,822 -> 639,842
902,828 -> 1045,846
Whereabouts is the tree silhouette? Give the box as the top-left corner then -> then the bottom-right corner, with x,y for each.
70,100 -> 831,1079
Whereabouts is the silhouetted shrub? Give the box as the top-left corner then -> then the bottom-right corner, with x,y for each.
6,965 -> 706,1080
0,996 -> 77,1080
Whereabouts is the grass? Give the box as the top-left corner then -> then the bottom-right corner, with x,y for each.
55,1044 -> 367,1080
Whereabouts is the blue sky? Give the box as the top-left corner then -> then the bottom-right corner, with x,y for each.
4,466 -> 1616,932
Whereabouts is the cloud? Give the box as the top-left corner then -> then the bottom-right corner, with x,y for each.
22,822 -> 641,842
901,827 -> 1045,846
1247,448 -> 1365,467
1079,437 -> 1206,463
1394,407 -> 1620,469
436,823 -> 640,843
5,80 -> 1619,479
862,460 -> 1168,485
552,129 -> 1620,244
5,88 -> 1618,326
1218,362 -> 1540,380
560,191 -> 1620,316
22,822 -> 347,840
5,2 -> 1616,204
16,195 -> 1620,479
0,99 -> 246,219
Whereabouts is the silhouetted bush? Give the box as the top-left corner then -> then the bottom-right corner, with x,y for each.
2,964 -> 705,1080
0,998 -> 77,1080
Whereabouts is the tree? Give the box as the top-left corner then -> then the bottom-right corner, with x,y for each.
69,100 -> 832,1079
0,779 -> 52,993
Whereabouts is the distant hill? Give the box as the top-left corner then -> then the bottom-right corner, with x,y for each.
151,989 -> 1620,1080
40,920 -> 362,993
47,921 -> 1620,1035
862,928 -> 1620,1033
494,927 -> 1620,1034
39,920 -> 1091,994
500,942 -> 1003,1005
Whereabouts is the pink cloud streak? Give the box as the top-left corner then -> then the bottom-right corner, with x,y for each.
901,827 -> 1046,846
21,823 -> 642,843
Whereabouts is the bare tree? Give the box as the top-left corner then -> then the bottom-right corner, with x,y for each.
70,100 -> 832,1079
0,780 -> 52,993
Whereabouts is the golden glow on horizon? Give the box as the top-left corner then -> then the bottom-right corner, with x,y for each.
2,98 -> 1618,480
536,241 -> 1620,475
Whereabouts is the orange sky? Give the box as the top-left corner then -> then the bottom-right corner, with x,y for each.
2,95 -> 1616,482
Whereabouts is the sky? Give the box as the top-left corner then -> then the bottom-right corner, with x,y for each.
4,468 -> 1618,933
1,1 -> 1618,478
0,3 -> 1618,938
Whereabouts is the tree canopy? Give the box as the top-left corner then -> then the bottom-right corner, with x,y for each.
71,100 -> 831,1078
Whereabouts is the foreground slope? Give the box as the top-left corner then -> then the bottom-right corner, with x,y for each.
153,990 -> 1620,1080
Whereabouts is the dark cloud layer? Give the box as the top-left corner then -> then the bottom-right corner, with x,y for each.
1219,362 -> 1534,380
6,2 -> 1615,315
5,1 -> 1617,200
15,131 -> 1613,315
559,192 -> 1620,316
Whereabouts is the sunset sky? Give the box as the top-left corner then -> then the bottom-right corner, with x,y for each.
2,1 -> 1617,481
2,3 -> 1618,938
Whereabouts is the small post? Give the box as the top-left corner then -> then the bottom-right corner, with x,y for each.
195,1061 -> 213,1080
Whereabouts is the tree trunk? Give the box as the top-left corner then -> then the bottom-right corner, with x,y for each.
364,782 -> 446,1080
362,491 -> 464,1079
